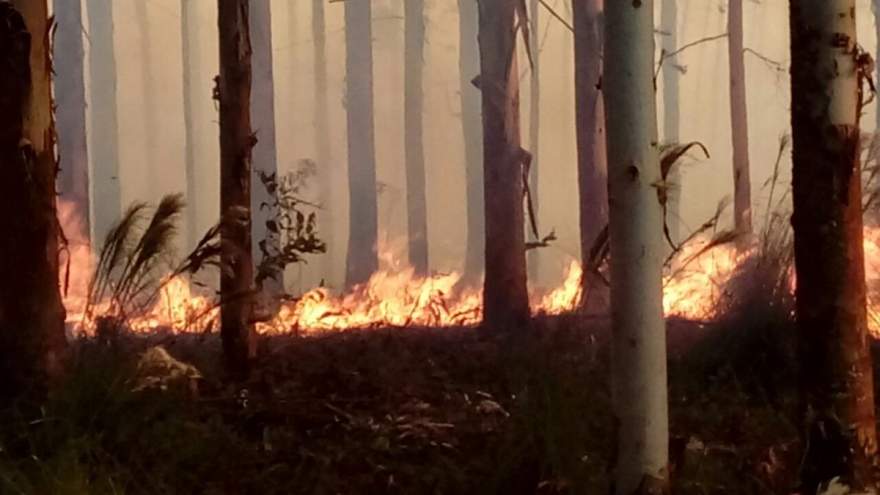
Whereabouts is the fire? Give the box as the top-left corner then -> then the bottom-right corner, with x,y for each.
56,200 -> 880,337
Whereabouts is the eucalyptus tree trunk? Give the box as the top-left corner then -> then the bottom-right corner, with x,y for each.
660,0 -> 680,243
86,0 -> 121,245
790,1 -> 878,491
527,0 -> 540,280
0,1 -> 67,399
604,0 -> 669,492
573,0 -> 607,306
134,0 -> 159,180
54,0 -> 90,245
312,0 -> 335,284
728,0 -> 752,240
181,0 -> 200,250
459,0 -> 484,283
478,0 -> 530,331
405,0 -> 429,275
874,0 -> 880,132
218,0 -> 256,378
344,0 -> 379,287
249,0 -> 282,295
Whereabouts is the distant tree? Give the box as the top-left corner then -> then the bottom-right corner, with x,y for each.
0,0 -> 67,399
405,0 -> 429,275
134,0 -> 159,185
311,0 -> 335,284
217,0 -> 256,378
86,0 -> 121,244
344,0 -> 379,287
728,0 -> 752,240
54,0 -> 90,245
478,0 -> 530,330
180,0 -> 200,250
459,0 -> 484,283
527,0 -> 540,280
604,0 -> 669,492
790,1 -> 879,491
249,0 -> 282,296
660,0 -> 680,243
573,0 -> 608,305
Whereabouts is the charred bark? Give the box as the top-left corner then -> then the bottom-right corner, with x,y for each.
218,0 -> 256,378
54,0 -> 90,245
405,0 -> 429,276
0,1 -> 67,399
344,0 -> 379,287
790,1 -> 879,491
728,0 -> 752,240
478,0 -> 530,331
459,0 -> 485,283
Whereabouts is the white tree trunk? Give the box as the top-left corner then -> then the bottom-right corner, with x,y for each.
311,0 -> 335,286
181,0 -> 200,250
249,0 -> 283,295
603,0 -> 669,492
86,0 -> 121,246
728,0 -> 752,238
660,0 -> 680,243
134,0 -> 159,193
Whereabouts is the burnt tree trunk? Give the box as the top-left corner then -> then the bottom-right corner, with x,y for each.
459,0 -> 484,283
790,1 -> 879,491
405,0 -> 429,276
344,0 -> 379,287
54,0 -> 90,245
728,0 -> 752,240
181,0 -> 200,250
218,0 -> 256,378
86,0 -> 120,245
478,0 -> 530,330
573,0 -> 608,308
0,1 -> 67,399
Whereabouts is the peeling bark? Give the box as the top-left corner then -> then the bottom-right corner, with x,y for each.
405,0 -> 429,275
0,1 -> 67,399
790,1 -> 879,491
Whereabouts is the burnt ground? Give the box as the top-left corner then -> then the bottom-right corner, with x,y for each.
0,314 -> 817,494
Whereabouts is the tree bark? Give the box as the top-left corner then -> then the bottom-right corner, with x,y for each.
459,0 -> 484,283
660,0 -> 680,243
134,0 -> 159,186
604,0 -> 669,493
54,0 -> 90,245
86,0 -> 120,246
0,1 -> 67,399
249,0 -> 282,295
218,0 -> 256,378
344,0 -> 379,287
181,0 -> 200,250
478,0 -> 530,331
790,1 -> 878,491
527,0 -> 540,281
311,0 -> 335,285
728,0 -> 752,239
573,0 -> 608,306
405,0 -> 429,276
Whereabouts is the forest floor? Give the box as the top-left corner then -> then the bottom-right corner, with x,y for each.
0,312 -> 814,494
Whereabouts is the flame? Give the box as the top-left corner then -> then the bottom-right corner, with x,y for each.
56,201 -> 880,337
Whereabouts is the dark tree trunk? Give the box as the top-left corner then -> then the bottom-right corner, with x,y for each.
478,0 -> 530,330
344,0 -> 379,287
86,0 -> 120,245
0,1 -> 67,399
459,0 -> 484,283
181,0 -> 200,250
573,0 -> 608,307
405,0 -> 429,276
54,0 -> 90,245
218,0 -> 256,378
527,0 -> 540,281
790,1 -> 878,491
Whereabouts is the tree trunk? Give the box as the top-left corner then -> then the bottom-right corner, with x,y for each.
459,0 -> 484,283
344,0 -> 379,287
405,0 -> 429,276
874,0 -> 880,132
660,0 -> 680,243
573,0 -> 608,307
604,1 -> 669,493
218,0 -> 256,378
86,0 -> 120,245
0,1 -> 67,399
728,0 -> 752,239
790,1 -> 878,491
312,0 -> 335,285
250,0 -> 282,295
527,0 -> 540,281
54,0 -> 90,245
134,0 -> 159,185
181,0 -> 200,250
478,0 -> 530,330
